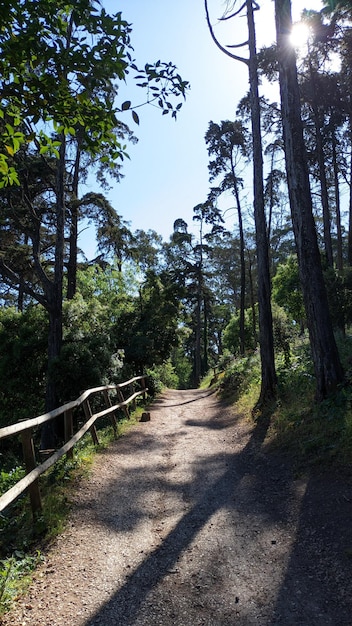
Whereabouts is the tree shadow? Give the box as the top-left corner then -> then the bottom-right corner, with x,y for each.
268,471 -> 352,625
77,394 -> 352,625
80,404 -> 291,625
151,388 -> 216,408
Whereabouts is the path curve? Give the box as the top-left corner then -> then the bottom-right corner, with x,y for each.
3,388 -> 352,625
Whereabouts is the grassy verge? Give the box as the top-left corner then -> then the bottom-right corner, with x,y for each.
0,401 -> 148,616
216,333 -> 352,474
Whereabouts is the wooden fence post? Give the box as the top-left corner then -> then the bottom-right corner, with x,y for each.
21,428 -> 42,517
103,389 -> 117,438
117,386 -> 130,420
83,399 -> 99,445
130,383 -> 136,410
64,408 -> 74,460
141,376 -> 147,402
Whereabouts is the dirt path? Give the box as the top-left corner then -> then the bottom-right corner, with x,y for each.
3,388 -> 352,626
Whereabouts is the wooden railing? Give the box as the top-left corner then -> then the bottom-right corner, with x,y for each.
0,375 -> 148,517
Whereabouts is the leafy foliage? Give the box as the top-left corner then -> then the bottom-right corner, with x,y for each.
0,467 -> 25,498
0,551 -> 43,615
0,306 -> 48,427
146,361 -> 179,394
223,306 -> 258,355
272,256 -> 305,327
0,1 -> 189,183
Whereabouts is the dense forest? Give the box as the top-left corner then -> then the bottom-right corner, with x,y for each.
1,0 -> 352,454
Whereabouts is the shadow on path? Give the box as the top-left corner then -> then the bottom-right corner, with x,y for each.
268,471 -> 352,625
82,392 -> 352,625
151,388 -> 216,408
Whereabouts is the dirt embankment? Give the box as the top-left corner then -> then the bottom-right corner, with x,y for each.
2,388 -> 352,626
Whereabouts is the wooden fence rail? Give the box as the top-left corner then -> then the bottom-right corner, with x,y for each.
0,375 -> 148,517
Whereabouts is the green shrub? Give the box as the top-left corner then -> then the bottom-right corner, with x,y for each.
223,306 -> 258,355
0,551 -> 43,615
220,353 -> 261,399
0,306 -> 47,427
0,467 -> 25,498
146,360 -> 179,394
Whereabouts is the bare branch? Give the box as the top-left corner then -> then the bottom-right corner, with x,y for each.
220,2 -> 247,20
227,40 -> 249,48
204,0 -> 249,65
220,0 -> 260,20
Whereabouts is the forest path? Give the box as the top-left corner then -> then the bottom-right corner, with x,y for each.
3,388 -> 352,626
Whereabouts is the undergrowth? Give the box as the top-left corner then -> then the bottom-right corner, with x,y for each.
218,333 -> 352,474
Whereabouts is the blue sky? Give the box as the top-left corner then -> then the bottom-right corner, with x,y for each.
79,0 -> 322,258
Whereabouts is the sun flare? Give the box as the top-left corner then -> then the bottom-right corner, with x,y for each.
290,22 -> 310,48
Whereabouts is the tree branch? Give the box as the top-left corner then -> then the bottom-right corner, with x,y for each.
204,0 -> 249,65
227,40 -> 249,48
0,259 -> 47,308
220,2 -> 247,20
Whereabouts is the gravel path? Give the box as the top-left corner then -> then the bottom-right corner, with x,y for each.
3,388 -> 352,625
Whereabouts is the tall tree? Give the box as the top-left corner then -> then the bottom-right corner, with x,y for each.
275,0 -> 344,400
164,212 -> 223,387
205,0 -> 277,405
205,120 -> 248,355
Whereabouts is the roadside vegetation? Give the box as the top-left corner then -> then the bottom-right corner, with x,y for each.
216,332 -> 352,473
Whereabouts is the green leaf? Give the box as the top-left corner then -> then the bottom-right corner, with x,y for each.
121,100 -> 131,110
132,110 -> 139,125
8,169 -> 20,185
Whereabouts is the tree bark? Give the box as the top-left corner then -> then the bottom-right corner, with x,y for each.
194,272 -> 202,387
308,63 -> 333,267
41,134 -> 66,449
232,172 -> 246,356
332,130 -> 343,270
203,293 -> 209,375
275,0 -> 344,400
247,0 -> 277,405
348,127 -> 352,266
67,134 -> 82,299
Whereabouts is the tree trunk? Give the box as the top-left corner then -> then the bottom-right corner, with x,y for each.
232,173 -> 246,356
308,65 -> 333,267
332,130 -> 343,270
67,203 -> 78,300
67,136 -> 82,299
203,293 -> 209,375
247,0 -> 277,405
41,135 -> 66,449
194,283 -> 202,387
348,128 -> 352,266
275,0 -> 344,401
247,248 -> 257,345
